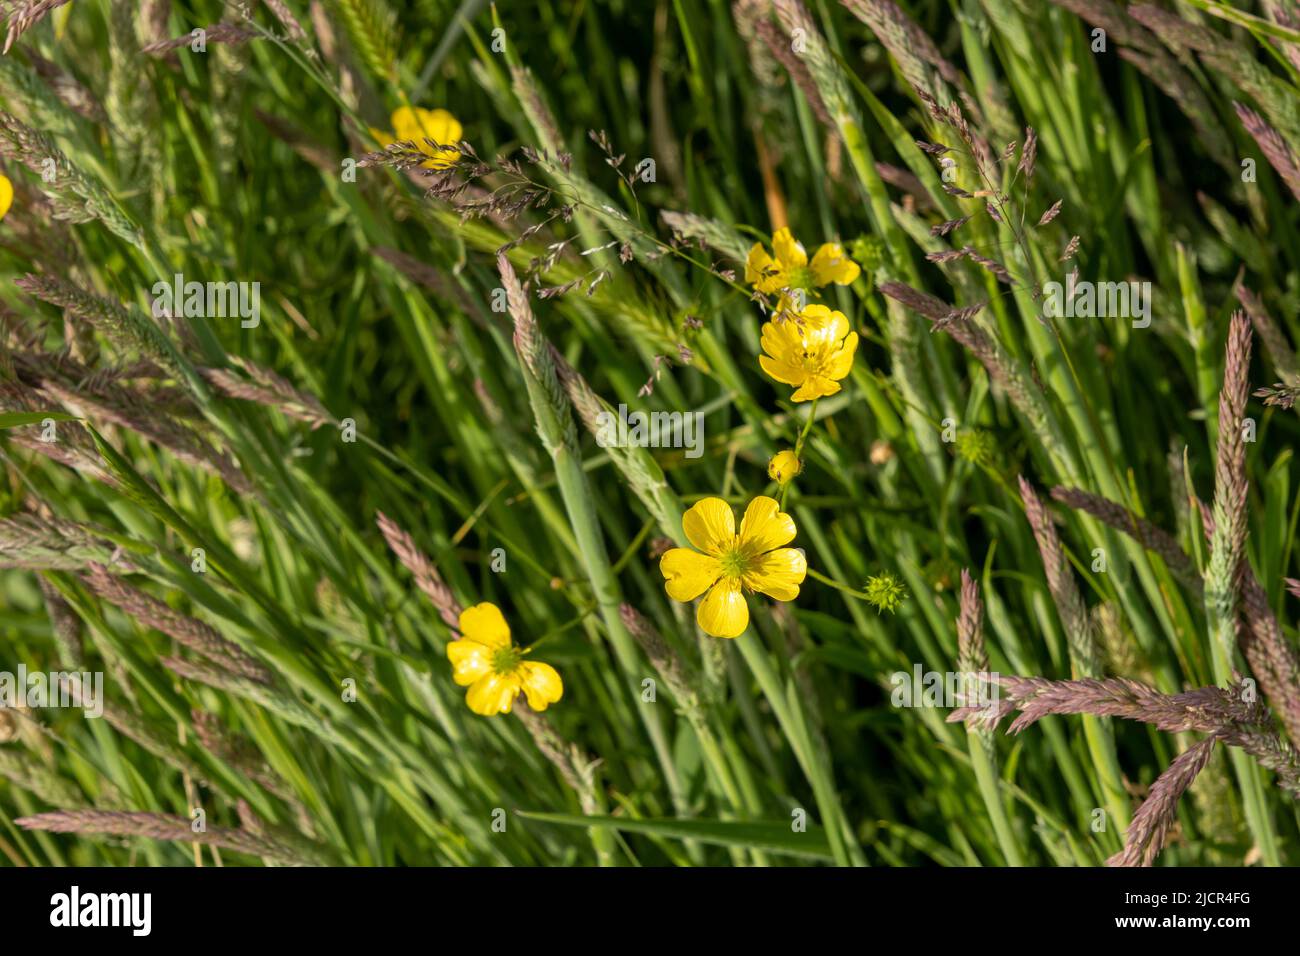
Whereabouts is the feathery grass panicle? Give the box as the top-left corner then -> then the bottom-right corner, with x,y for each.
1018,476 -> 1100,678
329,0 -> 397,80
15,809 -> 326,865
1049,485 -> 1201,592
952,675 -> 1257,735
878,283 -> 1048,435
1234,102 -> 1300,204
772,0 -> 854,123
1108,737 -> 1217,867
499,252 -> 579,456
1205,311 -> 1252,662
841,0 -> 963,97
15,274 -> 180,378
1235,572 -> 1300,746
140,23 -> 260,56
753,15 -> 833,130
0,112 -> 141,244
956,568 -> 988,677
660,209 -> 751,263
1236,283 -> 1298,383
0,746 -> 86,807
2,0 -> 72,54
261,0 -> 307,40
191,709 -> 298,806
0,512 -> 121,570
619,604 -> 699,712
83,562 -> 272,684
548,345 -> 683,541
201,358 -> 331,429
374,511 -> 461,633
38,576 -> 84,666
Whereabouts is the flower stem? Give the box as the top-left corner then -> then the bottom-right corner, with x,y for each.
780,398 -> 819,511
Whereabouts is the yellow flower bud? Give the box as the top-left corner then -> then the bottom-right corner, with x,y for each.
767,449 -> 802,485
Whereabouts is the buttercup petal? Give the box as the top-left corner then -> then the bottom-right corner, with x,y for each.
825,331 -> 859,379
810,244 -> 861,285
457,602 -> 512,648
415,108 -> 461,167
0,174 -> 10,221
518,661 -> 563,710
758,353 -> 808,387
760,318 -> 802,359
390,105 -> 424,142
697,577 -> 749,638
681,497 -> 736,555
660,548 -> 724,602
465,673 -> 520,715
419,108 -> 462,146
745,243 -> 776,286
799,305 -> 848,344
792,376 -> 841,402
447,639 -> 493,685
743,547 -> 807,601
771,228 -> 807,269
738,496 -> 797,556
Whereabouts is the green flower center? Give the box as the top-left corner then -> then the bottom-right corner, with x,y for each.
718,545 -> 750,580
788,266 -> 817,290
492,645 -> 522,675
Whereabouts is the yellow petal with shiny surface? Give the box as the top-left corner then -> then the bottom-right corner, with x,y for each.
745,243 -> 776,286
518,661 -> 563,710
415,108 -> 461,167
697,577 -> 749,638
681,497 -> 736,555
660,547 -> 723,601
799,304 -> 848,343
447,639 -> 494,685
390,105 -> 424,142
771,227 -> 807,269
792,376 -> 842,402
810,243 -> 861,285
0,174 -> 13,221
418,108 -> 462,146
738,496 -> 796,556
825,331 -> 859,379
458,602 -> 512,648
743,547 -> 807,601
465,673 -> 521,715
758,353 -> 807,388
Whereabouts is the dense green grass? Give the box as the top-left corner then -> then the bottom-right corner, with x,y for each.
1,0 -> 1300,867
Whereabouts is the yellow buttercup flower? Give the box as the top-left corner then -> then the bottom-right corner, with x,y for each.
759,304 -> 858,402
371,106 -> 462,169
659,496 -> 807,638
446,602 -> 562,716
745,227 -> 860,298
767,449 -> 802,486
0,174 -> 12,221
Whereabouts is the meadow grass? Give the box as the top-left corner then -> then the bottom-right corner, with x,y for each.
1,0 -> 1299,867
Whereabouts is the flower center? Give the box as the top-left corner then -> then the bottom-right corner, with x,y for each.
718,545 -> 749,580
788,266 -> 817,290
492,646 -> 522,675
